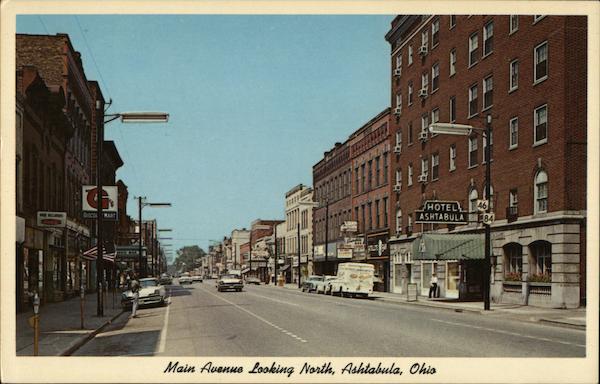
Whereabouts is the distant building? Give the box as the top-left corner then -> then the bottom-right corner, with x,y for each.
284,184 -> 314,283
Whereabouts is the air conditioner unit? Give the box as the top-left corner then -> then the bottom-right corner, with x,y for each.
393,144 -> 402,154
418,174 -> 428,183
419,44 -> 428,56
393,107 -> 402,116
418,87 -> 428,98
393,183 -> 402,192
393,68 -> 402,77
419,130 -> 429,141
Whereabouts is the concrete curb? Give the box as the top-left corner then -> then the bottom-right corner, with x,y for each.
538,318 -> 586,330
60,310 -> 125,356
373,296 -> 484,314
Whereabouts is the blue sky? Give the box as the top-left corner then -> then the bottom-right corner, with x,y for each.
17,15 -> 393,261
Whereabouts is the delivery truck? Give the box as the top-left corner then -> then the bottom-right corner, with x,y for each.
328,262 -> 375,298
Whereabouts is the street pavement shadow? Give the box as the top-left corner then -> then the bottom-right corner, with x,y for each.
75,329 -> 161,356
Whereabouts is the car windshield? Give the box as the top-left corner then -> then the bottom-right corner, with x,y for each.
308,276 -> 323,281
326,276 -> 337,281
140,279 -> 158,287
222,274 -> 239,279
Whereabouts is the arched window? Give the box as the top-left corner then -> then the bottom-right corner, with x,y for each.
534,170 -> 548,213
529,240 -> 552,281
503,243 -> 522,281
469,188 -> 479,223
396,209 -> 402,234
483,184 -> 494,209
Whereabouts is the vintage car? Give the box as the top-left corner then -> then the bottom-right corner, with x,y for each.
314,275 -> 337,294
216,274 -> 244,292
159,273 -> 173,285
192,274 -> 203,283
301,275 -> 324,292
245,276 -> 261,285
121,277 -> 167,308
178,272 -> 193,285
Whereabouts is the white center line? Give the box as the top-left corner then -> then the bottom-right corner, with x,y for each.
198,285 -> 307,343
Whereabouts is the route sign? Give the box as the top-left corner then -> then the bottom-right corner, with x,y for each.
481,213 -> 495,225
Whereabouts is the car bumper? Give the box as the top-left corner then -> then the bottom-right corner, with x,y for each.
218,284 -> 243,290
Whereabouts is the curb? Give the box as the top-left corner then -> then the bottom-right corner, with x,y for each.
373,296 -> 484,314
538,318 -> 586,330
60,310 -> 125,356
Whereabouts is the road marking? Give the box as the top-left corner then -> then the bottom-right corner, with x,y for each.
432,319 -> 585,348
156,290 -> 171,354
198,285 -> 308,343
244,291 -> 300,307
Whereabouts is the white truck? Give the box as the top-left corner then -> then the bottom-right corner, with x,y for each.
328,262 -> 375,298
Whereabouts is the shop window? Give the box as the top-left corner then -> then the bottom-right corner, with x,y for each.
529,240 -> 551,281
503,243 -> 523,281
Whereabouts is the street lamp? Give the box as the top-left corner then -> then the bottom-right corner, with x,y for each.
429,113 -> 493,311
96,108 -> 169,317
137,198 -> 171,278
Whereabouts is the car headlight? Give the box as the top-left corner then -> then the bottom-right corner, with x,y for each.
154,289 -> 161,295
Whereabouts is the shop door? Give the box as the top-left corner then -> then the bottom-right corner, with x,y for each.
446,262 -> 459,298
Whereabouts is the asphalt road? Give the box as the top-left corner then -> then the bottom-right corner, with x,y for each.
74,280 -> 586,357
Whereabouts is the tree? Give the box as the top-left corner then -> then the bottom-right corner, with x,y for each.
172,245 -> 206,272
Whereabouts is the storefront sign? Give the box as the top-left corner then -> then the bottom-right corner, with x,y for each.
340,221 -> 358,233
407,283 -> 418,302
337,248 -> 353,259
37,211 -> 67,228
415,200 -> 467,224
116,245 -> 146,261
367,235 -> 390,258
82,185 -> 118,220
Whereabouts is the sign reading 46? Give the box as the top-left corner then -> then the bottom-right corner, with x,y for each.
476,199 -> 489,212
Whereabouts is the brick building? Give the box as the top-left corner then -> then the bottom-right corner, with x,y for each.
284,184 -> 314,283
385,15 -> 586,307
348,108 -> 393,291
244,219 -> 284,282
312,141 -> 352,275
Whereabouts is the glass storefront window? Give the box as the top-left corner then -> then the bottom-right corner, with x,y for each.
447,262 -> 459,292
421,263 -> 432,290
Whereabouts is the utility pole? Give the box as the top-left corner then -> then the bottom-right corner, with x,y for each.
96,113 -> 104,317
138,197 -> 143,277
249,229 -> 252,277
484,114 -> 492,311
274,224 -> 278,285
324,200 -> 329,275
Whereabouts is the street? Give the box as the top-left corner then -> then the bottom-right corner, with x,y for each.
74,280 -> 585,357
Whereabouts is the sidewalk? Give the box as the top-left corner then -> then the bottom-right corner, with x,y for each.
16,291 -> 124,356
273,283 -> 586,330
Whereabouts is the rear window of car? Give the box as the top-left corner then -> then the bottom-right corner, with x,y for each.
140,279 -> 158,287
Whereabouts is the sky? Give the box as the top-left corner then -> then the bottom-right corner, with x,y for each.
17,14 -> 394,261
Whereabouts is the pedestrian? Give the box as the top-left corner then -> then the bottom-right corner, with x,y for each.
129,273 -> 140,318
428,273 -> 438,299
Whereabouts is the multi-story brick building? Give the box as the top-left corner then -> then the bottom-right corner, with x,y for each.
283,184 -> 314,283
312,141 -> 352,275
348,108 -> 393,291
243,219 -> 283,282
385,15 -> 586,308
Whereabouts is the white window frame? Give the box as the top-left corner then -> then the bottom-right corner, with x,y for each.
483,20 -> 493,57
449,144 -> 456,171
431,63 -> 440,91
421,30 -> 429,49
450,49 -> 456,76
431,153 -> 439,181
534,41 -> 548,84
407,164 -> 413,186
396,209 -> 403,234
396,93 -> 402,110
421,73 -> 429,90
396,53 -> 403,70
421,113 -> 429,132
395,169 -> 402,185
509,117 -> 518,149
509,59 -> 519,92
468,84 -> 478,117
483,76 -> 493,110
421,157 -> 429,177
449,15 -> 456,29
469,188 -> 479,223
469,33 -> 478,67
468,136 -> 478,168
395,130 -> 402,146
509,15 -> 519,34
483,129 -> 493,163
431,19 -> 440,48
534,170 -> 548,214
408,45 -> 413,65
533,15 -> 546,24
509,189 -> 518,208
534,104 -> 548,145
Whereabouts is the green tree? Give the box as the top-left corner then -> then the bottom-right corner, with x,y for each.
172,245 -> 206,272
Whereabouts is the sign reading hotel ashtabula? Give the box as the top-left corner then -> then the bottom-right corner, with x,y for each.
415,200 -> 467,224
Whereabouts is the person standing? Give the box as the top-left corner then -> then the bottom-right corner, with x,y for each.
130,273 -> 140,318
428,273 -> 438,299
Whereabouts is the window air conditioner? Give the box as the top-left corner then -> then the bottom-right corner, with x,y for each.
419,44 -> 428,56
393,144 -> 402,154
419,130 -> 429,141
419,87 -> 428,98
393,107 -> 402,116
418,174 -> 428,183
393,68 -> 402,77
393,183 -> 402,192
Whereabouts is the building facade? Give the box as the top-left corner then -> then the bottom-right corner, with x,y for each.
284,184 -> 314,283
385,15 -> 586,307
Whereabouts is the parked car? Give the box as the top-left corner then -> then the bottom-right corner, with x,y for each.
328,263 -> 375,297
121,277 -> 166,308
159,273 -> 173,285
301,275 -> 324,292
216,274 -> 244,292
192,275 -> 203,283
178,272 -> 193,285
245,276 -> 261,285
315,275 -> 337,294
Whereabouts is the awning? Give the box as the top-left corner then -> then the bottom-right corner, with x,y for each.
412,233 -> 485,261
241,268 -> 250,274
279,264 -> 291,272
83,244 -> 116,263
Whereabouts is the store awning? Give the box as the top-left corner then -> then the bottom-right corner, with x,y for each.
412,233 -> 485,261
241,268 -> 250,274
83,244 -> 116,263
280,264 -> 291,272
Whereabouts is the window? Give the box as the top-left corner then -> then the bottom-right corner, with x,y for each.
449,144 -> 456,171
395,53 -> 402,70
368,202 -> 373,230
533,15 -> 545,24
396,93 -> 402,112
421,30 -> 429,49
509,117 -> 518,148
383,198 -> 388,228
375,156 -> 381,186
534,170 -> 548,213
395,169 -> 402,185
408,122 -> 413,144
396,209 -> 402,234
421,73 -> 429,90
534,104 -> 548,144
469,33 -> 478,66
354,167 -> 359,194
408,82 -> 413,105
469,84 -> 478,117
509,15 -> 519,34
483,76 -> 493,109
431,63 -> 440,91
450,96 -> 456,123
395,131 -> 402,146
361,164 -> 366,192
530,241 -> 552,278
449,15 -> 456,29
431,108 -> 439,135
509,189 -> 518,207
421,113 -> 429,133
468,136 -> 478,168
483,21 -> 493,56
504,243 -> 523,278
408,45 -> 413,65
383,153 -> 389,184
367,160 -> 372,191
509,59 -> 519,91
407,214 -> 413,232
534,41 -> 548,83
431,153 -> 439,180
407,163 -> 413,186
361,205 -> 366,233
421,158 -> 429,177
469,188 -> 479,222
375,200 -> 380,228
432,19 -> 440,47
450,49 -> 456,76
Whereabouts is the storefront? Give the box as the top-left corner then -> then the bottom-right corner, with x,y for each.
366,232 -> 390,292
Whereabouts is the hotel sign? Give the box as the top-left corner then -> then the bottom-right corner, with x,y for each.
415,201 -> 467,224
